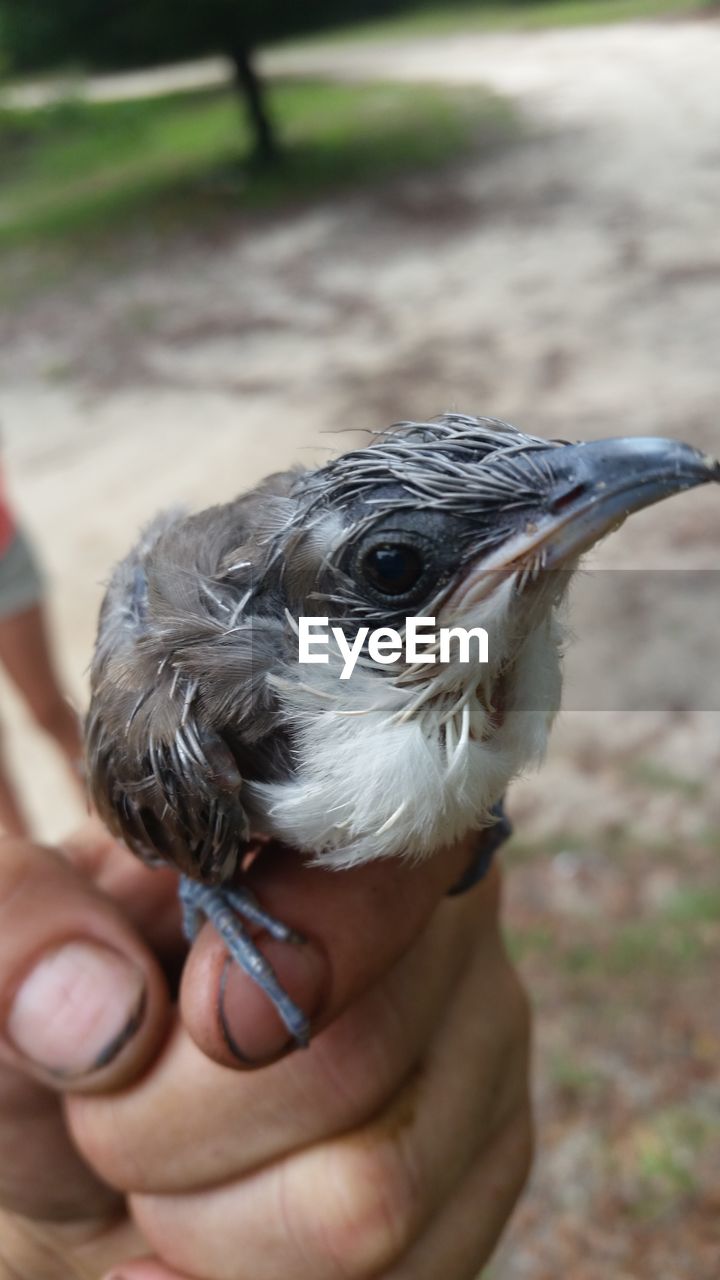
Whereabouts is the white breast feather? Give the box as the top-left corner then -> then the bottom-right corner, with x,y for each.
247,604 -> 565,868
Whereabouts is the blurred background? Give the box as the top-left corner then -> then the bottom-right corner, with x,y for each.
0,1 -> 718,1275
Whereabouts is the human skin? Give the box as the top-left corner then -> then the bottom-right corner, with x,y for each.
0,601 -> 85,837
0,822 -> 532,1280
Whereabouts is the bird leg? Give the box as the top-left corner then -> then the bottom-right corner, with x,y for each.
178,875 -> 311,1046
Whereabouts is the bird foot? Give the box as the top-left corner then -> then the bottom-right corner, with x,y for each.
178,876 -> 311,1046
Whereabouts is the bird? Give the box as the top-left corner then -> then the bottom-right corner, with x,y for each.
86,415 -> 720,1043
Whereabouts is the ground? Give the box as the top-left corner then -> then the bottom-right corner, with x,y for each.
0,15 -> 718,1278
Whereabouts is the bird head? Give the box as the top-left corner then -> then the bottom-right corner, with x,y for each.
87,415 -> 719,880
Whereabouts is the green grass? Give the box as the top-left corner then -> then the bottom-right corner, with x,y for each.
505,873 -> 719,977
662,884 -> 720,923
0,1 -> 708,250
623,1104 -> 713,1217
549,1049 -> 607,1098
626,758 -> 704,798
299,0 -> 708,44
0,80 -> 513,248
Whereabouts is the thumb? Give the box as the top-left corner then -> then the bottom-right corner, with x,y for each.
0,838 -> 170,1096
0,836 -> 170,1220
180,828 -> 499,1069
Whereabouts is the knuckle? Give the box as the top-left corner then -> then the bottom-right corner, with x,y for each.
509,1100 -> 535,1183
502,1103 -> 536,1207
0,839 -> 66,916
511,973 -> 533,1053
313,1010 -> 410,1124
521,1123 -> 535,1190
496,957 -> 533,1061
0,839 -> 36,906
65,1095 -> 110,1174
309,1140 -> 420,1277
495,976 -> 534,1120
66,1095 -> 144,1191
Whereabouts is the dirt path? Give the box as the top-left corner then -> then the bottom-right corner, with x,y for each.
6,16 -> 720,114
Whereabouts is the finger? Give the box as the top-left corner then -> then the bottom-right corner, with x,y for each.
0,1209 -> 147,1276
382,1104 -> 534,1280
103,1264 -> 194,1280
0,837 -> 170,1094
0,837 -> 171,1219
106,1106 -> 531,1280
126,892 -> 529,1280
0,1064 -> 121,1219
180,831 -> 487,1068
68,882 -> 485,1195
61,820 -> 185,964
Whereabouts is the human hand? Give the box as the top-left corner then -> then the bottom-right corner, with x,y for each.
0,822 -> 532,1280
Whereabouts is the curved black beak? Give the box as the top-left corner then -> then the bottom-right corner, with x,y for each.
443,435 -> 719,615
484,435 -> 720,573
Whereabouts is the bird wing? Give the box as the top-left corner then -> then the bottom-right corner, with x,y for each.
86,504 -> 268,885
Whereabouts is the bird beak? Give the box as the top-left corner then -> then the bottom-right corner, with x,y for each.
447,436 -> 720,610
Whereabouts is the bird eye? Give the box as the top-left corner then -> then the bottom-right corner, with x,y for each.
361,544 -> 424,596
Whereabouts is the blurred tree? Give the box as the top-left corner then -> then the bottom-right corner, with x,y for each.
0,0 -> 413,165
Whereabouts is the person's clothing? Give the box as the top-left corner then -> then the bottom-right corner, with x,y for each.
0,466 -> 44,619
0,463 -> 15,557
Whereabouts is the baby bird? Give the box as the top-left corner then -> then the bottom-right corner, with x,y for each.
86,415 -> 719,1042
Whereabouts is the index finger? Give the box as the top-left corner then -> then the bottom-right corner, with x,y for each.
61,820 -> 184,962
180,833 -> 498,1068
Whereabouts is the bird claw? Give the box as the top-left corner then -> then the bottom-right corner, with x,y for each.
224,886 -> 306,945
178,875 -> 311,1046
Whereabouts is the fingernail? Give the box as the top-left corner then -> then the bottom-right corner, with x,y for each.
7,941 -> 146,1078
219,937 -> 327,1065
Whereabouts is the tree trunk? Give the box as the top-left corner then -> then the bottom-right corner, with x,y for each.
227,40 -> 279,167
